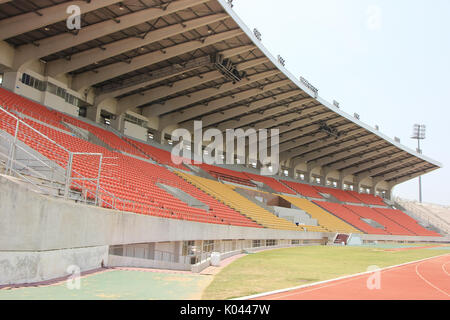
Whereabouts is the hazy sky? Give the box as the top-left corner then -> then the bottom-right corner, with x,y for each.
232,0 -> 450,205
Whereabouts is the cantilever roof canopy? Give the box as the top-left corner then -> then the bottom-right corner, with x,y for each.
0,0 -> 442,186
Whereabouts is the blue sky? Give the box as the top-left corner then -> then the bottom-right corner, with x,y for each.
232,0 -> 450,205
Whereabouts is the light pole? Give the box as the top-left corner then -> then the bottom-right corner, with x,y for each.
411,124 -> 426,203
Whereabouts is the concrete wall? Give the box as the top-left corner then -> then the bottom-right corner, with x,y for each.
1,174 -> 446,254
0,245 -> 108,286
108,255 -> 190,271
0,174 -> 328,253
272,206 -> 317,226
1,172 -> 447,284
123,120 -> 147,141
42,91 -> 79,117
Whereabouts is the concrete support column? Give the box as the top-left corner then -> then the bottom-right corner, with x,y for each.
112,114 -> 126,133
173,242 -> 181,263
152,130 -> 163,145
385,186 -> 393,200
86,105 -> 102,123
286,167 -> 295,179
306,166 -> 314,184
354,178 -> 362,193
337,173 -> 345,190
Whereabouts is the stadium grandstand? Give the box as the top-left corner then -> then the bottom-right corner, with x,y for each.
0,0 -> 448,293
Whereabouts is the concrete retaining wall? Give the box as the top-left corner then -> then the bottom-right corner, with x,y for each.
0,245 -> 108,286
107,255 -> 191,271
0,174 -> 327,252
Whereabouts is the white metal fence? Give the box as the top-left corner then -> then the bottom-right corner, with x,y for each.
0,104 -> 202,217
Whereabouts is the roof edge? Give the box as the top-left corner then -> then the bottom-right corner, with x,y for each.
216,0 -> 443,169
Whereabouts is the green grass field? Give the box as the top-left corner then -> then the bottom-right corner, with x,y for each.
202,245 -> 450,300
1,245 -> 448,300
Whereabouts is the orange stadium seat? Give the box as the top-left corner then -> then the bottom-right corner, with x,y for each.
315,201 -> 389,235
244,173 -> 296,194
344,205 -> 414,236
280,180 -> 323,199
0,89 -> 441,236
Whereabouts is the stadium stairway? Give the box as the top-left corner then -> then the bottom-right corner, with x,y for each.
280,195 -> 361,234
174,171 -> 325,232
314,186 -> 362,204
1,88 -> 441,237
124,137 -> 190,171
343,205 -> 414,236
394,199 -> 449,235
373,207 -> 441,237
198,163 -> 257,188
280,180 -> 323,199
0,108 -> 264,228
314,201 -> 389,235
243,172 -> 296,195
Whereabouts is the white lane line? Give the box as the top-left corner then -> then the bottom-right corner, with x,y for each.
415,258 -> 450,297
267,258 -> 418,300
236,253 -> 450,300
442,262 -> 450,276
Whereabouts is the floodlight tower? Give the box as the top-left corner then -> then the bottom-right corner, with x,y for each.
411,124 -> 426,203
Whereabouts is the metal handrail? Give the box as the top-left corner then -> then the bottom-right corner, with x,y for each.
0,104 -> 205,217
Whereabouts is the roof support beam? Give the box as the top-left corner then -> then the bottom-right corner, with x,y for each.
117,56 -> 268,115
47,13 -> 229,77
280,127 -> 364,161
146,69 -> 280,119
13,0 -> 210,70
246,111 -> 338,155
212,97 -> 315,131
343,151 -> 407,178
278,117 -> 343,145
0,0 -> 123,41
307,140 -> 386,169
356,156 -> 416,181
387,167 -> 437,186
378,162 -> 430,181
295,132 -> 374,163
72,28 -> 243,91
172,82 -> 296,125
327,145 -> 397,171
253,110 -> 333,132
96,45 -> 255,102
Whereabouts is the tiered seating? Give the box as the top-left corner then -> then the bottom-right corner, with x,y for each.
280,180 -> 323,199
0,110 -> 261,227
0,87 -> 69,132
395,199 -> 450,235
315,202 -> 389,235
344,205 -> 414,236
59,114 -> 147,158
314,186 -> 362,203
374,207 -> 441,237
1,89 -> 442,236
199,163 -> 256,187
280,196 -> 360,233
0,112 -> 71,169
347,190 -> 387,206
124,137 -> 189,171
176,172 -> 314,231
102,156 -> 260,227
244,173 -> 296,194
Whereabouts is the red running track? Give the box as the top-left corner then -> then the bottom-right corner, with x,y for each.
251,254 -> 450,300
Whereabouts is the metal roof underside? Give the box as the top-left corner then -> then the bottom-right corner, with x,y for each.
0,0 -> 442,185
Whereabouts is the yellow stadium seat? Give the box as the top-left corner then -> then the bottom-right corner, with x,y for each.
280,195 -> 361,233
175,171 -> 323,232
